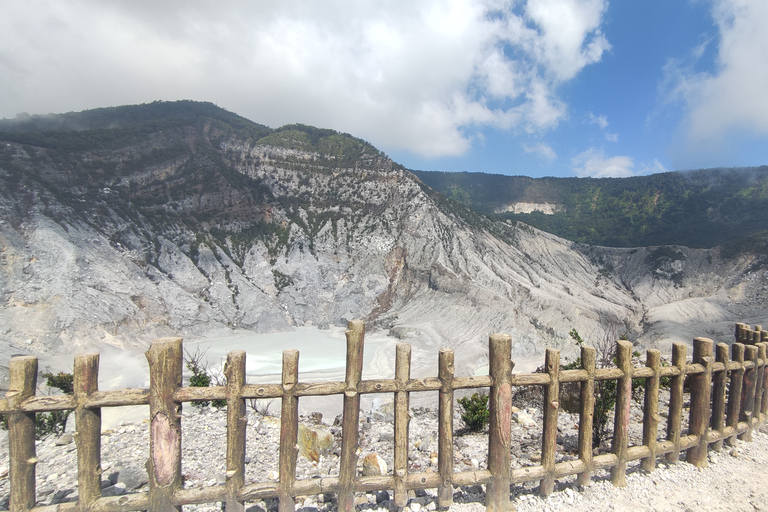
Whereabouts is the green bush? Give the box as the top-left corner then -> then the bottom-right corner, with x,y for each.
185,346 -> 226,409
0,371 -> 74,438
458,392 -> 490,432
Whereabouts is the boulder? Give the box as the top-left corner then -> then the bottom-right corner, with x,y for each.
362,452 -> 387,476
298,424 -> 334,463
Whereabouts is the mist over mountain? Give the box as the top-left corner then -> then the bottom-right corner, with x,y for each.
1,101 -> 766,386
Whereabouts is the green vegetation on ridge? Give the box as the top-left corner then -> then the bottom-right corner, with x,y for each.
413,168 -> 768,248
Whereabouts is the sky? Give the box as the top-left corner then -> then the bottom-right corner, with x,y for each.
1,0 -> 767,178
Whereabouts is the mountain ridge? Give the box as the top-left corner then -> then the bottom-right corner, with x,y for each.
412,167 -> 768,248
0,101 -> 766,387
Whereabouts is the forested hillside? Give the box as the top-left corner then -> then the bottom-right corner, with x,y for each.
412,168 -> 768,248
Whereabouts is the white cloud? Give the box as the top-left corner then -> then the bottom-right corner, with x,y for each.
572,148 -> 636,178
639,159 -> 668,175
524,142 -> 557,162
0,0 -> 610,158
588,112 -> 609,129
588,111 -> 618,141
666,0 -> 768,156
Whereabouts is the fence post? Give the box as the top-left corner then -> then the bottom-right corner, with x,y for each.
338,320 -> 365,512
437,349 -> 455,508
761,343 -> 768,419
225,350 -> 247,512
279,350 -> 299,512
726,343 -> 745,447
641,349 -> 660,472
577,345 -> 596,486
486,333 -> 513,512
754,344 -> 766,424
146,337 -> 183,512
393,343 -> 411,508
739,344 -> 759,441
666,343 -> 687,462
687,338 -> 713,467
540,348 -> 559,495
735,323 -> 746,344
611,340 -> 633,486
7,355 -> 38,512
711,343 -> 729,452
74,353 -> 102,508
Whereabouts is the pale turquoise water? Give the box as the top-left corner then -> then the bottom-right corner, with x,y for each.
184,326 -> 386,382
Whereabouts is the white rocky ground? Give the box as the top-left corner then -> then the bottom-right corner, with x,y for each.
2,394 -> 767,512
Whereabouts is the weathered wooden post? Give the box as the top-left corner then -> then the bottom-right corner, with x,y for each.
711,343 -> 729,452
577,345 -> 596,486
486,333 -> 513,512
7,355 -> 38,512
146,337 -> 184,512
279,349 -> 299,512
739,344 -> 759,441
74,353 -> 102,508
726,343 -> 745,447
666,343 -> 687,462
540,348 -> 559,495
393,343 -> 411,508
735,323 -> 747,344
761,343 -> 768,418
641,349 -> 661,472
338,320 -> 365,512
687,337 -> 713,467
754,344 -> 766,424
437,348 -> 455,508
611,340 -> 633,486
225,350 -> 247,512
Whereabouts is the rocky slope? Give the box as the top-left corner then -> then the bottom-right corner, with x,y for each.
0,102 -> 766,385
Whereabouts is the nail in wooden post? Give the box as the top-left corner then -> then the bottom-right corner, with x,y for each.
225,350 -> 247,512
393,343 -> 411,508
279,349 -> 299,512
438,349 -> 455,508
74,353 -> 102,507
726,343 -> 745,447
739,345 -> 759,441
577,345 -> 596,486
641,349 -> 661,472
7,355 -> 38,512
485,333 -> 513,512
711,344 -> 729,452
338,320 -> 365,512
540,348 -> 559,495
687,338 -> 713,467
146,338 -> 183,512
666,343 -> 687,462
611,340 -> 633,486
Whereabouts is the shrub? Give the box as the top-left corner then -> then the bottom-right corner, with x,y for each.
184,345 -> 226,408
0,371 -> 74,438
458,392 -> 490,432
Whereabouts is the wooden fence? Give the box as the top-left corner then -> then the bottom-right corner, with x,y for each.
2,320 -> 768,512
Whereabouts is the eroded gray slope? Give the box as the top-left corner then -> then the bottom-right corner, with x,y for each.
1,119 -> 766,384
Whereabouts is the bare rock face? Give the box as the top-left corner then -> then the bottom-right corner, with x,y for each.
0,113 -> 766,385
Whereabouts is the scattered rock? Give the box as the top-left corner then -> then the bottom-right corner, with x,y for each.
101,483 -> 127,497
298,423 -> 335,463
362,452 -> 388,476
55,434 -> 73,446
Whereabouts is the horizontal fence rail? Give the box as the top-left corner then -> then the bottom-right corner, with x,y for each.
1,320 -> 768,511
